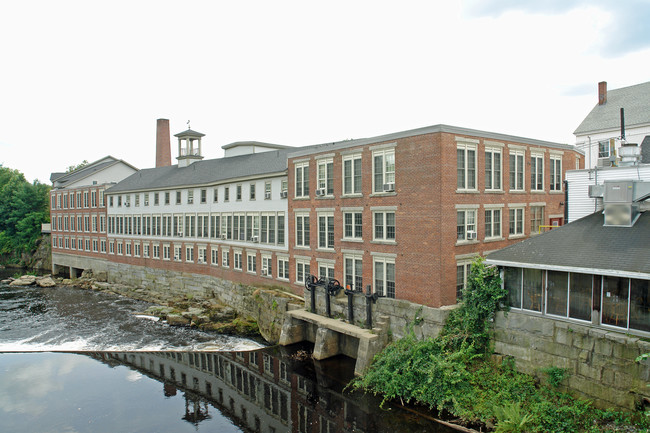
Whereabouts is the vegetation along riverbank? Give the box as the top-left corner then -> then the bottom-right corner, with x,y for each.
352,258 -> 650,433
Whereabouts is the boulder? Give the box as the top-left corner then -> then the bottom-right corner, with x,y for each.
9,275 -> 37,286
36,276 -> 56,288
166,314 -> 191,326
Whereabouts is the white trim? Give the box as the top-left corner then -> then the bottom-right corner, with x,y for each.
454,203 -> 480,209
486,259 -> 650,280
455,136 -> 480,144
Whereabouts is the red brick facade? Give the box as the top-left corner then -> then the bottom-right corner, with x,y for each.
286,127 -> 583,307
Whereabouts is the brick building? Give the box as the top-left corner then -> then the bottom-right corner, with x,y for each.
50,156 -> 138,277
286,125 -> 583,307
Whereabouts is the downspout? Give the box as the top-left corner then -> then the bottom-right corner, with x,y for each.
563,180 -> 569,223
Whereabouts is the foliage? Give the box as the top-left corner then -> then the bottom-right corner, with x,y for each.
541,366 -> 570,389
0,166 -> 50,262
352,257 -> 650,432
65,160 -> 89,173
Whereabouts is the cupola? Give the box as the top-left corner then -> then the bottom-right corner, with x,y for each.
174,125 -> 205,168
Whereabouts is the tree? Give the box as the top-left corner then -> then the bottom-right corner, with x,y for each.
65,160 -> 89,173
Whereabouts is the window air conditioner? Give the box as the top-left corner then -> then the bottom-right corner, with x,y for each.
261,269 -> 268,276
383,182 -> 395,192
467,231 -> 477,240
250,236 -> 259,243
220,234 -> 227,240
315,188 -> 326,196
280,191 -> 288,199
125,202 -> 130,207
265,192 -> 271,200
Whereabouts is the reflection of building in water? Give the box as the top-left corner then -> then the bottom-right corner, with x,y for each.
88,349 -> 428,433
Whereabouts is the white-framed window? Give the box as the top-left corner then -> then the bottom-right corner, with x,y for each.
92,239 -> 99,252
200,189 -> 207,204
295,212 -> 310,247
109,241 -> 114,254
100,239 -> 106,253
134,194 -> 140,207
456,208 -> 477,242
84,191 -> 89,208
316,158 -> 334,196
343,211 -> 363,241
143,244 -> 149,258
509,150 -> 525,191
224,187 -> 229,202
211,248 -> 219,265
143,193 -> 149,206
247,253 -> 257,274
184,214 -> 196,238
91,191 -> 97,207
317,212 -> 334,250
212,188 -> 218,203
295,162 -> 310,198
343,154 -> 362,195
174,246 -> 181,261
372,148 -> 395,193
550,155 -> 562,191
530,154 -> 544,191
344,254 -> 363,291
456,261 -> 472,301
185,246 -> 194,262
295,258 -> 311,284
530,206 -> 544,234
264,181 -> 272,200
222,249 -> 230,268
249,183 -> 256,200
99,190 -> 105,207
134,242 -> 141,256
153,244 -> 160,259
318,261 -> 335,280
233,250 -> 242,270
64,237 -> 69,249
198,246 -> 207,264
484,208 -> 502,240
197,214 -> 209,238
163,244 -> 171,260
175,191 -> 181,205
373,210 -> 395,242
374,256 -> 395,298
117,241 -> 123,255
457,143 -> 477,191
99,215 -> 106,233
598,139 -> 611,158
261,255 -> 272,277
236,184 -> 242,201
485,148 -> 502,191
91,216 -> 97,232
277,256 -> 289,280
508,207 -> 525,236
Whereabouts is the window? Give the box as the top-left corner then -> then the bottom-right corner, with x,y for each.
185,246 -> 194,263
261,255 -> 272,277
247,253 -> 257,273
197,215 -> 209,238
295,162 -> 309,198
174,246 -> 181,261
456,262 -> 472,301
295,213 -> 310,247
100,215 -> 106,233
134,194 -> 139,207
144,193 -> 149,206
598,139 -> 611,158
374,257 -> 395,298
200,189 -> 207,204
264,181 -> 271,200
318,262 -> 335,280
133,243 -> 140,256
163,245 -> 170,260
233,251 -> 242,270
222,250 -> 230,268
508,208 -> 524,236
153,244 -> 160,259
318,213 -> 334,249
373,148 -> 395,193
550,156 -> 562,191
343,211 -> 363,240
91,216 -> 97,232
317,159 -> 334,195
249,183 -> 256,200
504,267 -> 542,312
185,214 -> 196,238
91,191 -> 97,207
530,154 -> 544,191
165,192 -> 170,205
484,148 -> 502,191
83,192 -> 89,208
175,191 -> 181,205
373,211 -> 395,241
602,276 -> 628,328
210,248 -> 219,265
236,185 -> 242,201
484,208 -> 501,240
224,187 -> 230,202
296,259 -> 310,284
155,192 -> 160,205
546,271 -> 568,316
277,257 -> 289,280
456,209 -> 477,242
530,206 -> 544,234
213,188 -> 218,203
100,240 -> 106,253
344,254 -> 363,291
509,150 -> 525,191
343,154 -> 362,195
117,242 -> 123,255
457,143 -> 477,191
143,244 -> 149,258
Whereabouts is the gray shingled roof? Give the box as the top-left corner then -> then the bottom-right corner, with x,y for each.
574,81 -> 650,135
486,211 -> 650,277
106,148 -> 299,193
51,160 -> 117,186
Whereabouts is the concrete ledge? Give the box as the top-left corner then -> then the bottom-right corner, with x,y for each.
287,309 -> 379,342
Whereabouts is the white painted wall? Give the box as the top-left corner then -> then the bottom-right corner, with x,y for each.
67,163 -> 138,189
575,124 -> 650,170
566,164 -> 650,222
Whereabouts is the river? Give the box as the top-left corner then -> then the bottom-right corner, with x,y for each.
0,270 -> 456,432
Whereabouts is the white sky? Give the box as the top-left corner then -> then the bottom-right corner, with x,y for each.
1,0 -> 649,183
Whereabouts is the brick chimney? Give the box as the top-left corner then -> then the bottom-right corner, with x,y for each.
598,81 -> 607,105
155,118 -> 171,167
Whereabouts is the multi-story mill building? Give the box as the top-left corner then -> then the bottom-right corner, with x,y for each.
52,120 -> 583,308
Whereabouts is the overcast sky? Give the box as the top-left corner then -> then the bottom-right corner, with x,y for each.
1,0 -> 649,183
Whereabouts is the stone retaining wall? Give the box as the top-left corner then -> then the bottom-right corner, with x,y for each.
494,311 -> 650,410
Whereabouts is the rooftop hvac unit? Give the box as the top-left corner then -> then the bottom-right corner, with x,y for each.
383,182 -> 395,192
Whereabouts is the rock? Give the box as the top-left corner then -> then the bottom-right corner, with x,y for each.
166,314 -> 191,327
1,278 -> 13,284
36,276 -> 56,288
9,275 -> 37,286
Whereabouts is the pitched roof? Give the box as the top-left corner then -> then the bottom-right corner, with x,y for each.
574,81 -> 650,135
105,147 -> 298,193
51,156 -> 137,187
486,211 -> 650,278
